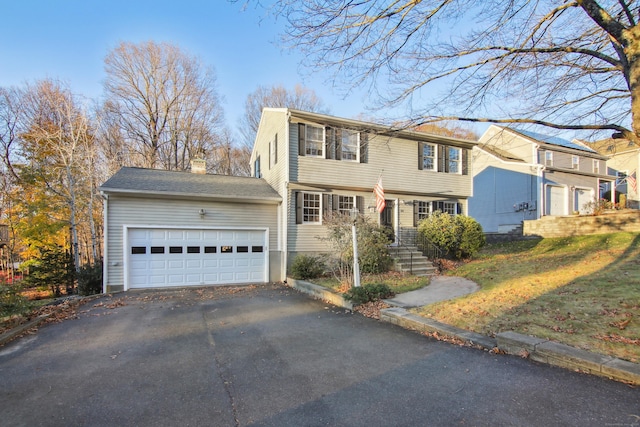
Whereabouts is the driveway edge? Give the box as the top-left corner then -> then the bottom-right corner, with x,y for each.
380,307 -> 640,386
286,278 -> 353,310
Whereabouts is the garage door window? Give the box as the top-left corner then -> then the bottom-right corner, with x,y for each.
132,246 -> 146,254
204,246 -> 217,253
169,246 -> 183,254
187,246 -> 200,253
237,246 -> 249,253
221,246 -> 233,253
252,246 -> 263,252
151,246 -> 164,254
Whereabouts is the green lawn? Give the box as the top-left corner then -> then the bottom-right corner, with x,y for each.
413,233 -> 640,364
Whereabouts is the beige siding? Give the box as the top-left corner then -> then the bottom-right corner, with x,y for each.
293,125 -> 472,198
480,126 -> 536,163
105,195 -> 280,289
254,109 -> 289,193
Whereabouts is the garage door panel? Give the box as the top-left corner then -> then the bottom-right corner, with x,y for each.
128,228 -> 267,289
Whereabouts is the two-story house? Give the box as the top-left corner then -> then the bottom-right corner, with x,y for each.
469,125 -> 614,234
586,138 -> 639,209
251,108 -> 476,273
99,109 -> 475,292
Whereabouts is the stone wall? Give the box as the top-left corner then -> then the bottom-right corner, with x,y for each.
523,211 -> 640,238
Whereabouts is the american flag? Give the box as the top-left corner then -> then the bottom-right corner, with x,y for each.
629,170 -> 637,193
374,177 -> 386,213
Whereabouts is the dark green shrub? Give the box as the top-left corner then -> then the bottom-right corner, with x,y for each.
77,261 -> 103,296
343,283 -> 394,305
0,282 -> 32,317
23,246 -> 75,297
290,254 -> 325,280
418,212 -> 485,259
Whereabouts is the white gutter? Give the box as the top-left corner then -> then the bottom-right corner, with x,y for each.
282,110 -> 291,281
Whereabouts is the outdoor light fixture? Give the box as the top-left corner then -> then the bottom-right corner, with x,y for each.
199,208 -> 206,218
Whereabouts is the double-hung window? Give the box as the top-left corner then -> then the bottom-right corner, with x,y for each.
302,192 -> 321,224
337,195 -> 355,215
340,131 -> 359,161
593,159 -> 600,174
545,151 -> 553,166
448,147 -> 461,174
416,201 -> 431,222
305,125 -> 324,157
422,144 -> 436,171
572,155 -> 579,170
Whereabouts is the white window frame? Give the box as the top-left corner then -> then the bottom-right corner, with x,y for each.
572,155 -> 579,169
448,147 -> 462,174
302,192 -> 322,224
442,201 -> 457,215
545,151 -> 553,166
254,156 -> 261,178
593,159 -> 600,174
422,143 -> 437,171
417,201 -> 432,221
305,125 -> 325,158
340,130 -> 359,162
337,195 -> 356,215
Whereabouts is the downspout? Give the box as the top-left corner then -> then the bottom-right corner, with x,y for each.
282,110 -> 291,282
101,192 -> 109,293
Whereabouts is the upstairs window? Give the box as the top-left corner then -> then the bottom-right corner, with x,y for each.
305,125 -> 324,157
421,143 -> 436,171
593,159 -> 600,174
448,147 -> 462,174
339,130 -> 359,161
572,155 -> 579,170
545,151 -> 553,166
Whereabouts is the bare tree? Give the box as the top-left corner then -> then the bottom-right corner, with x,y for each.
103,41 -> 225,170
271,1 -> 640,143
239,84 -> 327,147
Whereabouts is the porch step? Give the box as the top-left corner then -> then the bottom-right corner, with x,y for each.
388,246 -> 438,277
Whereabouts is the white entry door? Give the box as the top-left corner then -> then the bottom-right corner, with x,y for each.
127,228 -> 267,289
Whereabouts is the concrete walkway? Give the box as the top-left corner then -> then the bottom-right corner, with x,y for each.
385,275 -> 479,308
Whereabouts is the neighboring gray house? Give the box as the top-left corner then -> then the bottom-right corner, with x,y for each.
587,138 -> 640,209
469,125 -> 614,234
99,167 -> 282,292
251,108 -> 476,271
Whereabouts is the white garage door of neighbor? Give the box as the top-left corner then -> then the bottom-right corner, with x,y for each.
127,228 -> 267,289
546,185 -> 566,216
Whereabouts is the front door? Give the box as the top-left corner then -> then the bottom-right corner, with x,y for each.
380,199 -> 396,244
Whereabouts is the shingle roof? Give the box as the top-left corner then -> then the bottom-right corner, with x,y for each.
99,167 -> 282,203
514,129 -> 597,153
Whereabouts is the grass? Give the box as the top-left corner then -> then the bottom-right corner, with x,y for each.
312,271 -> 430,294
413,232 -> 640,364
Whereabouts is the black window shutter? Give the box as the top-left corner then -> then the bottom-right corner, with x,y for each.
335,129 -> 342,160
322,194 -> 330,217
436,201 -> 444,212
413,201 -> 419,227
438,145 -> 446,172
457,202 -> 463,215
462,148 -> 468,175
356,196 -> 365,214
298,123 -> 306,156
325,127 -> 334,159
418,142 -> 424,170
332,194 -> 339,211
295,192 -> 303,224
359,133 -> 368,163
444,145 -> 450,173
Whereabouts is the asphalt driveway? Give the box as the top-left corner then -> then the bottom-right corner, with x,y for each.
1,283 -> 638,426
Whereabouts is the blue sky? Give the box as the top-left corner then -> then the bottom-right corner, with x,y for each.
0,0 -> 372,140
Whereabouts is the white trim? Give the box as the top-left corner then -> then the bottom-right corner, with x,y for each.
102,194 -> 109,294
122,224 -> 269,291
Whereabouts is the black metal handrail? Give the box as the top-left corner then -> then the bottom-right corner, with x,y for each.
416,233 -> 443,260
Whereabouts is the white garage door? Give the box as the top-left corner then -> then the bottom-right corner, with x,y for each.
545,185 -> 566,216
127,228 -> 267,289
